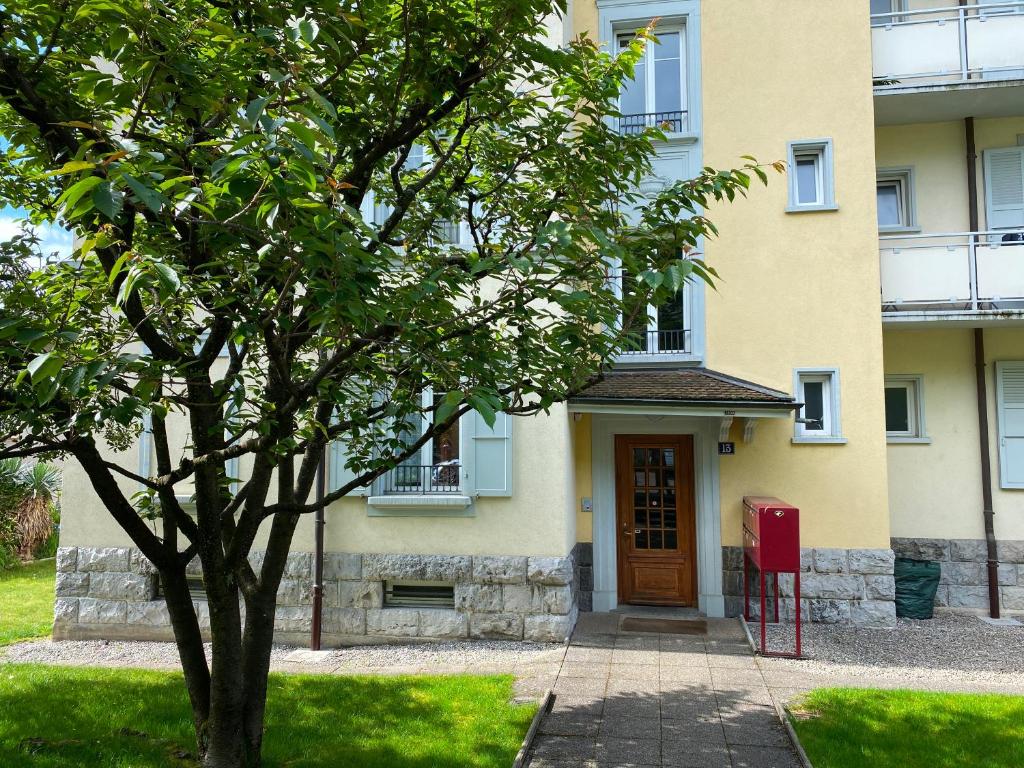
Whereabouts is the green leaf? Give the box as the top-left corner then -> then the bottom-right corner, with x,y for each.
245,97 -> 270,127
152,262 -> 181,294
123,174 -> 167,213
40,159 -> 96,179
27,352 -> 63,383
92,182 -> 124,220
56,175 -> 103,216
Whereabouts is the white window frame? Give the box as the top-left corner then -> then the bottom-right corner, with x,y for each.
792,367 -> 846,444
389,388 -> 464,494
786,139 -> 837,213
615,22 -> 688,134
876,167 -> 919,233
884,375 -> 929,443
610,262 -> 693,361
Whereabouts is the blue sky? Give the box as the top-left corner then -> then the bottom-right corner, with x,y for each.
0,136 -> 74,259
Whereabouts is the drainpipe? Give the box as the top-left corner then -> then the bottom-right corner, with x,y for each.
966,115 -> 1001,619
310,450 -> 326,649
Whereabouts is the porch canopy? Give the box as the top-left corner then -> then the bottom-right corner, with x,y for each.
568,368 -> 799,431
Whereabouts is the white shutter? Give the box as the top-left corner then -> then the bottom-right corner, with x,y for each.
983,148 -> 1024,230
327,439 -> 372,496
997,361 -> 1024,490
466,410 -> 513,497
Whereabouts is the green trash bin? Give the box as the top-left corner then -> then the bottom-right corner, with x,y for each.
894,557 -> 941,619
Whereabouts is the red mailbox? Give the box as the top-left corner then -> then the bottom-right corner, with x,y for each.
742,496 -> 801,658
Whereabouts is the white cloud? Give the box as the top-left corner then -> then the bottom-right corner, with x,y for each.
0,214 -> 74,263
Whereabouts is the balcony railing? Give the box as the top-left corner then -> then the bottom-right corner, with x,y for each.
620,328 -> 690,355
880,230 -> 1024,313
872,2 -> 1024,87
617,110 -> 688,136
381,462 -> 461,494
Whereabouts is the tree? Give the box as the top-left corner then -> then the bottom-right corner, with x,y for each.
0,1 -> 773,765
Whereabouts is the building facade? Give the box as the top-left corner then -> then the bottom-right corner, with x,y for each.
56,0 -> 1024,643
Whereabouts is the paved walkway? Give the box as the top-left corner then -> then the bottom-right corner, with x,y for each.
526,613 -> 800,768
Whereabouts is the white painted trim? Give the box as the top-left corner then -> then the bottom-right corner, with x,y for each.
876,166 -> 918,232
367,495 -> 475,516
590,414 -> 724,617
569,403 -> 793,419
786,138 -> 837,212
884,374 -> 927,439
793,367 -> 843,441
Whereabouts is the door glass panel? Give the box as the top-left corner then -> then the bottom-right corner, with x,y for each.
618,36 -> 646,116
627,443 -> 683,553
653,32 -> 682,116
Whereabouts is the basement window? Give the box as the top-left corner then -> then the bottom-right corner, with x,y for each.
155,574 -> 204,601
384,581 -> 455,608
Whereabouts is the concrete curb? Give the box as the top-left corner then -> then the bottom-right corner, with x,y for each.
741,617 -> 815,768
512,688 -> 554,768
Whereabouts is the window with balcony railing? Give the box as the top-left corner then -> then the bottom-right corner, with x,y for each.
387,391 -> 462,494
616,27 -> 688,136
615,271 -> 689,357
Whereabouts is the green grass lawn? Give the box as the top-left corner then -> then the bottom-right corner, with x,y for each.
790,687 -> 1024,768
0,559 -> 55,646
0,664 -> 535,767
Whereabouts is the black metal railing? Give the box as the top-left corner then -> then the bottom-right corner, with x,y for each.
620,328 -> 689,355
618,110 -> 687,135
382,462 -> 461,494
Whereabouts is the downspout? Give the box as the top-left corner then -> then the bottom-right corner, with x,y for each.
310,450 -> 326,649
965,115 -> 1001,619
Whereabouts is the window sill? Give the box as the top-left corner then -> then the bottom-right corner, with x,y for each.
785,204 -> 839,214
878,225 -> 921,235
614,352 -> 701,366
367,495 -> 474,517
886,436 -> 931,444
791,436 -> 848,445
653,132 -> 700,146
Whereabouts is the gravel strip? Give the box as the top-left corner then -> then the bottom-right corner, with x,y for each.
0,638 -> 563,672
756,613 -> 1024,692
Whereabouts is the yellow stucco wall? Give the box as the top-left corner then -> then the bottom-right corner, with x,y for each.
573,413 -> 593,543
876,116 -> 1024,234
62,405 -> 578,557
885,327 -> 1024,541
700,1 -> 891,549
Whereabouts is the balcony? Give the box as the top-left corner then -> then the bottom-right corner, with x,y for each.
872,2 -> 1024,88
617,110 -> 689,136
880,231 -> 1024,320
381,462 -> 461,494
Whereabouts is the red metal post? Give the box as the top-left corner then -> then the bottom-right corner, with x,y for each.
773,572 -> 779,624
759,568 -> 767,654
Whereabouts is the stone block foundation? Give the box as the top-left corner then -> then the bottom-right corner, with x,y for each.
891,537 -> 1024,613
722,545 -> 896,627
54,547 -> 578,645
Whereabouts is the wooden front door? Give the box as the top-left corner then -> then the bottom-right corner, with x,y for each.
615,435 -> 697,606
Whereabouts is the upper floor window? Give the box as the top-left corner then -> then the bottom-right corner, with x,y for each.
617,27 -> 687,135
786,139 -> 837,213
876,167 -> 917,232
793,368 -> 846,444
615,269 -> 689,357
